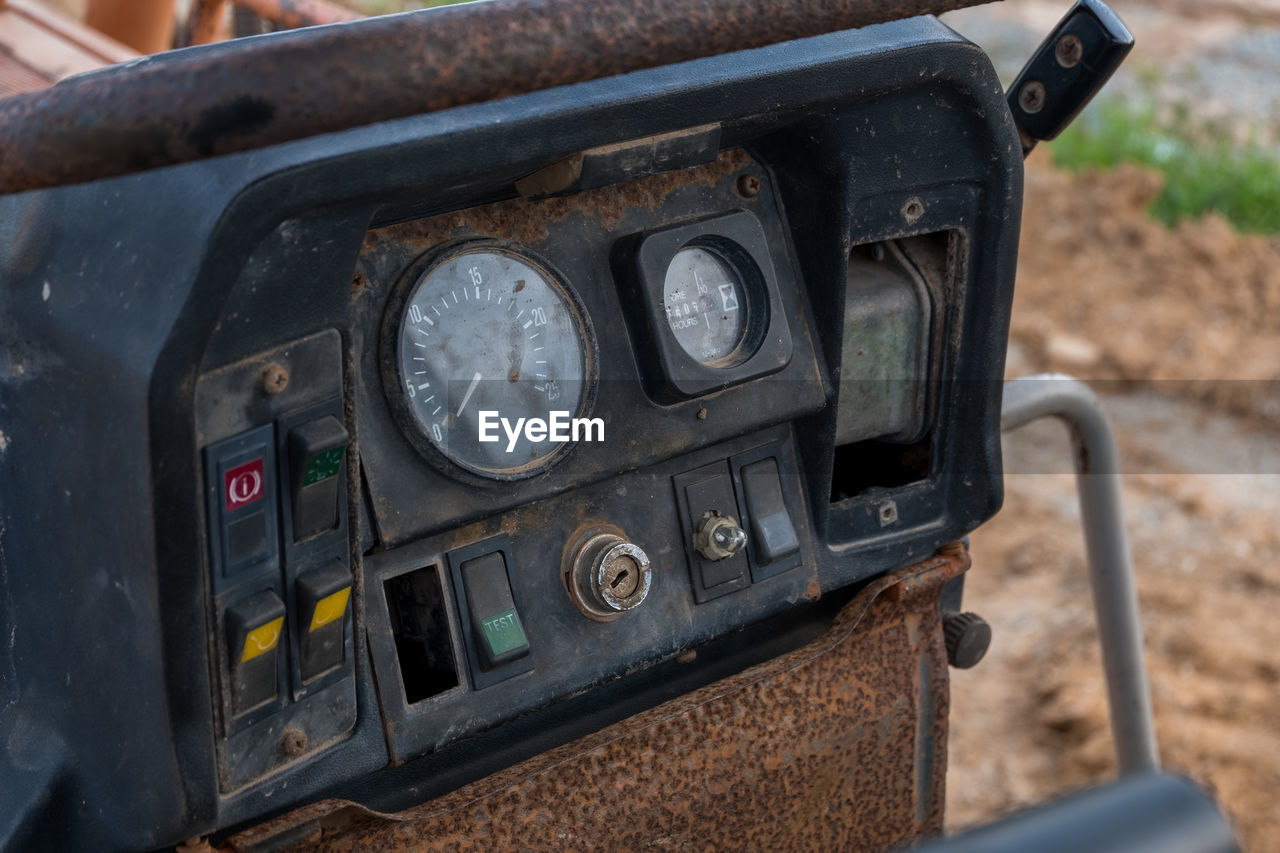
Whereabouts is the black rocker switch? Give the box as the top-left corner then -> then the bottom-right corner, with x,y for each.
287,415 -> 348,542
741,458 -> 799,567
460,552 -> 530,671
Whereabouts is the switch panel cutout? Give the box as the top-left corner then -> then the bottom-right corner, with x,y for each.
385,565 -> 460,704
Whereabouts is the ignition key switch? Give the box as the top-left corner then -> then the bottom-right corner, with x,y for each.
565,527 -> 653,621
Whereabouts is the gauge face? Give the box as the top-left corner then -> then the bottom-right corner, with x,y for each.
662,246 -> 751,367
395,246 -> 593,478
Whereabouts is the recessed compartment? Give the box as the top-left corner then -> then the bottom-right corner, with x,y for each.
384,565 -> 459,704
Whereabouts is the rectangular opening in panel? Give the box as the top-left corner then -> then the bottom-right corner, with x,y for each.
384,565 -> 459,704
829,437 -> 932,502
830,232 -> 948,501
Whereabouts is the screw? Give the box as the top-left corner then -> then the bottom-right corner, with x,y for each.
878,500 -> 899,527
736,174 -> 761,198
943,612 -> 992,669
1019,80 -> 1047,114
261,362 -> 289,395
280,728 -> 308,757
1055,33 -> 1083,68
696,407 -> 708,420
901,198 -> 925,224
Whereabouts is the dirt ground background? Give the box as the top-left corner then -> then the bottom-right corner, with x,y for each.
940,2 -> 1280,849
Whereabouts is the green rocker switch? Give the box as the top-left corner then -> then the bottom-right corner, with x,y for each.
460,551 -> 530,671
287,415 -> 348,542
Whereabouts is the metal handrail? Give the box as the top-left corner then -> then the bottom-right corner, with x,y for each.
1000,374 -> 1160,775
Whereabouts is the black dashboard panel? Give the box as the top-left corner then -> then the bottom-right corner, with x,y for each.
354,149 -> 822,546
0,18 -> 1021,851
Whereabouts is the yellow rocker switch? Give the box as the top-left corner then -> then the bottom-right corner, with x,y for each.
297,561 -> 352,682
225,590 -> 286,715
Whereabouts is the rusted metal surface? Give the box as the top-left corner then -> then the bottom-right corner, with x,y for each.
0,0 -> 1000,194
362,149 -> 752,253
223,547 -> 970,852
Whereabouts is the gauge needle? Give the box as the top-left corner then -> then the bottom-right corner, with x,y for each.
456,371 -> 483,418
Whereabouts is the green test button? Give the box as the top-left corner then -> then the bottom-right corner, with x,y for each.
480,609 -> 528,658
461,552 -> 531,671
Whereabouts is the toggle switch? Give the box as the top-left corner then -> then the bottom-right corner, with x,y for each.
225,590 -> 286,715
461,551 -> 530,671
296,561 -> 352,681
676,462 -> 749,601
287,415 -> 348,542
740,457 -> 800,569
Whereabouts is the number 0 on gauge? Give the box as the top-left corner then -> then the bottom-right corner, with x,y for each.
391,244 -> 597,480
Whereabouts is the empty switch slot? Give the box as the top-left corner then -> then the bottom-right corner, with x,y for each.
830,437 -> 931,502
384,566 -> 459,704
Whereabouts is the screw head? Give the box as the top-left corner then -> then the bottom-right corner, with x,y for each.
279,728 -> 308,757
736,174 -> 761,198
261,362 -> 290,395
1055,33 -> 1083,68
901,198 -> 925,224
1019,80 -> 1047,114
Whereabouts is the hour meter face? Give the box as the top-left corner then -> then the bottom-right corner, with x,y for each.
662,245 -> 756,367
394,245 -> 596,479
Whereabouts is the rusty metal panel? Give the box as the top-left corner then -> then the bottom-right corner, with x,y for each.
0,0 -> 1000,194
224,549 -> 968,853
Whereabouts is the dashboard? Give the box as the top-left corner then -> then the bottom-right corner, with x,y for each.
0,17 -> 1021,851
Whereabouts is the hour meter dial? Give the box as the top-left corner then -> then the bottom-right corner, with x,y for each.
392,245 -> 596,480
662,245 -> 755,367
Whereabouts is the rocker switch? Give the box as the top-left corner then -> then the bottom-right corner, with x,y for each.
741,458 -> 799,567
287,416 -> 348,542
461,552 -> 530,671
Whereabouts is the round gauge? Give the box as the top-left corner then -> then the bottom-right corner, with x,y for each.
393,245 -> 595,479
662,245 -> 761,367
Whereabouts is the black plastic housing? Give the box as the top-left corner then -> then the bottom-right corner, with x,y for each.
0,18 -> 1022,851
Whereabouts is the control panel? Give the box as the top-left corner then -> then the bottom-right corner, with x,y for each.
0,17 -> 1020,850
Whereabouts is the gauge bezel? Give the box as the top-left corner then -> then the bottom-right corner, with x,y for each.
380,239 -> 599,483
615,210 -> 793,403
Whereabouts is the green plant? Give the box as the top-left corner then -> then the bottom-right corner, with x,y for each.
1049,99 -> 1280,235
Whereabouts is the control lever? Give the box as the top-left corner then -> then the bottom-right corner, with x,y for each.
1007,0 -> 1134,157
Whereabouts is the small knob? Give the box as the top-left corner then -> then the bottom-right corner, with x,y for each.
943,612 -> 992,669
694,513 -> 747,561
567,532 -> 652,621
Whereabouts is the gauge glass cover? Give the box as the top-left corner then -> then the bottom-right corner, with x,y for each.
396,247 -> 591,478
662,246 -> 750,367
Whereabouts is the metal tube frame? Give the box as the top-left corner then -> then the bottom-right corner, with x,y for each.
1000,374 -> 1160,775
